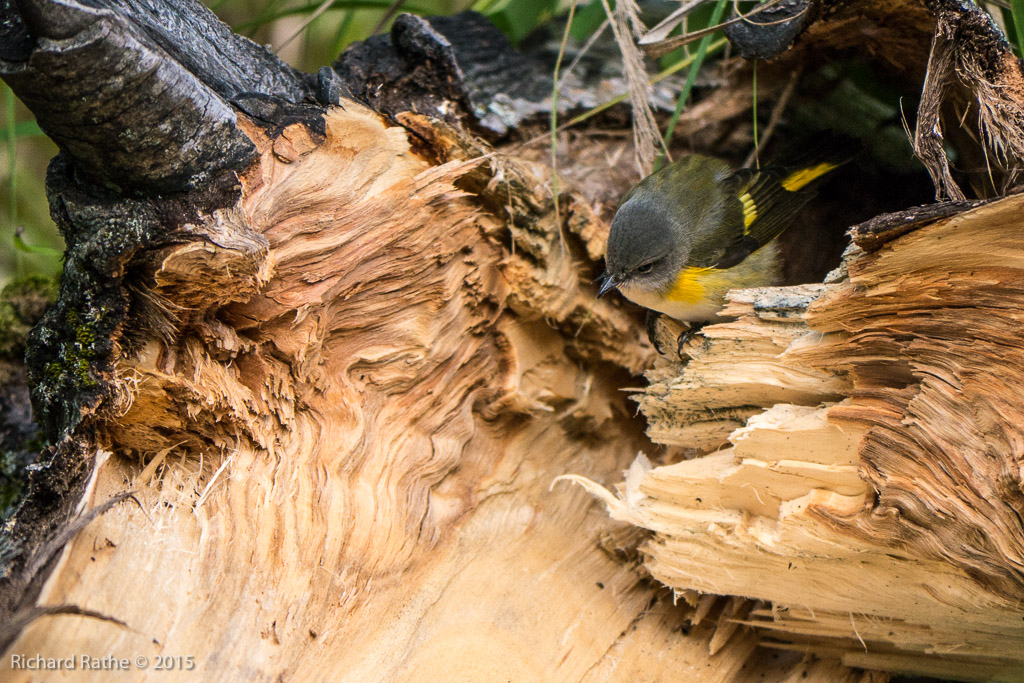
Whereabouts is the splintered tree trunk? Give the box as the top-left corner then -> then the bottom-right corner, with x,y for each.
11,104 -> 668,679
1,0 -> 1023,681
0,2 -> 846,680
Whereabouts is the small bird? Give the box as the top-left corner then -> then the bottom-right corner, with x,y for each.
599,152 -> 845,323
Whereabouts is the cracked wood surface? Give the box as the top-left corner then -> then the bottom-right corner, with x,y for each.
1,102 -> 847,682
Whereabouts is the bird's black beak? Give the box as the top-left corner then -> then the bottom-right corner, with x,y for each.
596,271 -> 618,297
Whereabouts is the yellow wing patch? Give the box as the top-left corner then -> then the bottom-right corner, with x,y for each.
666,266 -> 716,304
739,191 -> 757,231
781,162 -> 838,192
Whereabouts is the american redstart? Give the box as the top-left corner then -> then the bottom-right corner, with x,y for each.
598,151 -> 849,323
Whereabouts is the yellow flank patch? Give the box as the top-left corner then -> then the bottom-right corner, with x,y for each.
781,162 -> 838,192
666,266 -> 716,304
739,191 -> 757,230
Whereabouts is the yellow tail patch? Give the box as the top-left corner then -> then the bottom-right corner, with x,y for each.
781,162 -> 838,191
666,266 -> 716,304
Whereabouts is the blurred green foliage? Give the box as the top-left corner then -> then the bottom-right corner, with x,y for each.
2,87 -> 63,289
0,274 -> 58,521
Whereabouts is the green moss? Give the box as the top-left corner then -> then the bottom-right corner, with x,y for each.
75,358 -> 95,384
0,277 -> 105,398
33,306 -> 102,393
44,362 -> 61,381
75,325 -> 95,346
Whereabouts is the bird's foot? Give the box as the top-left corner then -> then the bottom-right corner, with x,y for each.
645,310 -> 666,355
676,322 -> 707,359
646,312 -> 704,362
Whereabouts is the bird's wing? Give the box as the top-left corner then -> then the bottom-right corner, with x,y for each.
692,163 -> 835,270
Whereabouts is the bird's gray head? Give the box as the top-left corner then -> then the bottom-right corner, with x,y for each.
599,193 -> 688,297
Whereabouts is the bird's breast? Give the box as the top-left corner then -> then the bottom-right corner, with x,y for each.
618,244 -> 782,322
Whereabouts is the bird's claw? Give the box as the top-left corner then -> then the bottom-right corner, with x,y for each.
675,322 -> 706,359
646,312 -> 705,362
645,310 -> 665,355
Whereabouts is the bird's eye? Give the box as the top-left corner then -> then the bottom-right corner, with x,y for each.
636,262 -> 655,274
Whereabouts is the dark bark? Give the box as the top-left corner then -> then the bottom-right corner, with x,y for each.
723,0 -> 816,60
848,198 -> 995,251
334,12 -> 553,137
0,0 -> 309,194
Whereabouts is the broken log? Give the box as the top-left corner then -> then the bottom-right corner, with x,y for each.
0,0 -> 851,679
1,0 -> 1022,681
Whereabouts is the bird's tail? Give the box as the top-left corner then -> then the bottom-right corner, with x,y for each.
772,133 -> 861,189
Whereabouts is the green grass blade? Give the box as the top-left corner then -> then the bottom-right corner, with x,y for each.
330,9 -> 358,55
13,121 -> 44,138
551,0 -> 578,253
5,85 -> 20,277
5,87 -> 15,229
659,0 -> 729,164
13,230 -> 63,257
555,36 -> 728,132
1011,0 -> 1024,53
751,60 -> 759,167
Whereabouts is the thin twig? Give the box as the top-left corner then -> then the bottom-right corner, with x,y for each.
600,0 -> 661,173
26,491 -> 140,578
642,0 -> 708,45
506,37 -> 730,157
558,18 -> 611,90
551,0 -> 579,257
370,0 -> 409,36
0,605 -> 129,653
640,0 -> 791,57
275,0 -> 336,54
743,67 -> 800,168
